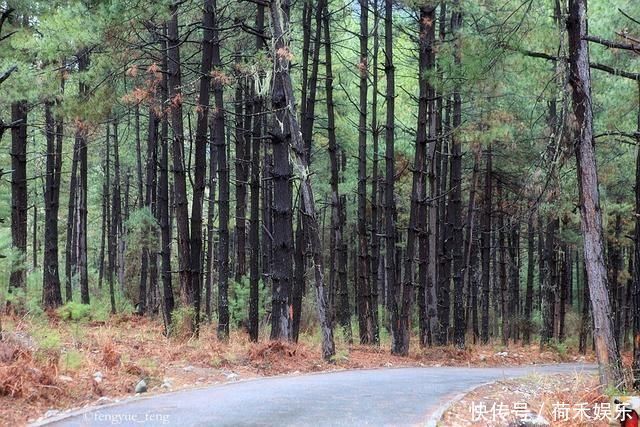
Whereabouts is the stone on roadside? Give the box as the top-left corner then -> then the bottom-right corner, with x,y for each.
135,379 -> 147,394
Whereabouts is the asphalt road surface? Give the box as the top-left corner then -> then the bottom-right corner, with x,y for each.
40,364 -> 595,427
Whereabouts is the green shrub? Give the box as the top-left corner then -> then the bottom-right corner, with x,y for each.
228,277 -> 269,328
57,301 -> 93,321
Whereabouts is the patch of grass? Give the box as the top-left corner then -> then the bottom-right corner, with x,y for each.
60,350 -> 85,372
57,302 -> 92,321
32,326 -> 62,351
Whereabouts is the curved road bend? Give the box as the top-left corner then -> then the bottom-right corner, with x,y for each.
41,364 -> 595,427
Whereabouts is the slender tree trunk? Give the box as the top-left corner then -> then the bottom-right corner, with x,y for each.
480,144 -> 492,344
248,3 -> 265,342
450,0 -> 464,348
568,0 -> 623,388
633,82 -> 640,389
541,216 -> 556,346
370,0 -> 381,345
324,4 -> 351,342
42,101 -> 63,309
188,0 -> 216,334
356,0 -> 374,345
523,214 -> 535,344
167,3 -> 192,308
383,0 -> 402,355
75,50 -> 90,305
159,26 -> 174,331
235,82 -> 248,282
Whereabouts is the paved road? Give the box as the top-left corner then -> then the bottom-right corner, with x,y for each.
40,364 -> 594,427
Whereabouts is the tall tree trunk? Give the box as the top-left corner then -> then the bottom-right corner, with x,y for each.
383,0 -> 401,355
159,26 -> 174,331
268,0 -> 335,360
541,215 -> 556,346
567,0 -> 623,388
633,82 -> 640,389
189,0 -> 216,334
210,0 -> 230,341
76,50 -> 90,305
450,0 -> 464,348
234,82 -> 248,282
324,3 -> 351,342
509,218 -> 520,342
523,214 -> 535,344
480,144 -> 492,344
42,101 -> 63,309
497,183 -> 508,345
167,3 -> 192,308
356,0 -> 374,345
9,100 -> 27,300
248,3 -> 265,342
370,0 -> 382,345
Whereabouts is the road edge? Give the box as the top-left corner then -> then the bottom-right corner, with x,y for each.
425,379 -> 499,427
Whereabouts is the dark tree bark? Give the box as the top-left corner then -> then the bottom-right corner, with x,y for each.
42,102 -> 63,309
301,0 -> 323,165
324,4 -> 351,342
102,122 -> 115,314
463,151 -> 480,342
9,100 -> 27,298
450,0 -> 464,348
370,0 -> 382,344
567,0 -> 623,387
508,218 -> 520,342
397,4 -> 435,356
167,3 -> 192,308
234,81 -> 248,282
480,144 -> 492,344
579,255 -> 590,354
383,0 -> 403,356
211,0 -> 230,341
269,0 -> 335,360
248,3 -> 265,343
634,82 -> 640,389
135,104 -> 144,207
496,183 -> 507,345
437,99 -> 451,346
75,50 -> 90,305
112,120 -> 124,307
159,27 -> 174,331
269,4 -> 294,341
541,216 -> 557,346
189,0 -> 216,334
356,0 -> 374,346
523,214 -> 535,344
292,213 -> 304,342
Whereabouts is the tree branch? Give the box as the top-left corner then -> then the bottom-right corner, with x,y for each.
0,64 -> 17,85
517,48 -> 640,80
584,35 -> 640,53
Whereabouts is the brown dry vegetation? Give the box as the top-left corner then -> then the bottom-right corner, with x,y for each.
440,374 -> 608,426
0,313 -> 596,426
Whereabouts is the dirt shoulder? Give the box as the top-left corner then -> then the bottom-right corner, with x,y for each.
0,313 -> 595,426
438,373 -> 613,426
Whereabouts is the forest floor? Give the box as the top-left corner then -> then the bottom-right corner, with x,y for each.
0,312 -> 595,426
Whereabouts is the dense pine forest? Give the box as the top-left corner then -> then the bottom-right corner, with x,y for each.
2,0 -> 640,393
